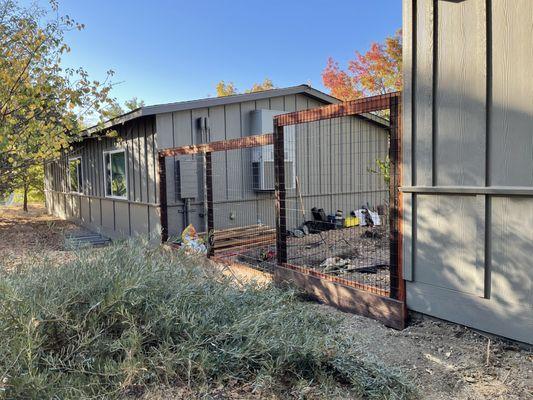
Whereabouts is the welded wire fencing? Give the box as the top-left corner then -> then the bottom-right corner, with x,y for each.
159,93 -> 403,302
273,93 -> 403,300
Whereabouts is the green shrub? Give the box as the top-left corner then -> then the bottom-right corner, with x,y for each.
0,241 -> 415,399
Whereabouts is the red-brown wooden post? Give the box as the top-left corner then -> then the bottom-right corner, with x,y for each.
205,151 -> 215,256
158,153 -> 169,243
274,118 -> 287,265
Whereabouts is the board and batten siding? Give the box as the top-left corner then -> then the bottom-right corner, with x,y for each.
155,94 -> 323,236
155,94 -> 389,237
402,0 -> 533,344
44,116 -> 161,239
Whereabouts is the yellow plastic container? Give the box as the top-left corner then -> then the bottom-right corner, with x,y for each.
344,216 -> 359,227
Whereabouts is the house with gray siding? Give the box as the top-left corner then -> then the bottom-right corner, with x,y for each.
45,85 -> 389,242
402,0 -> 532,344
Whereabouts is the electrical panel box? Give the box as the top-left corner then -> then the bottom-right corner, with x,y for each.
176,156 -> 198,199
250,109 -> 295,191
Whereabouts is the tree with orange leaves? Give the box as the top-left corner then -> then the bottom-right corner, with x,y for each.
322,29 -> 402,100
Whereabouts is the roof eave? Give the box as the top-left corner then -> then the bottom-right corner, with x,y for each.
81,85 -> 340,136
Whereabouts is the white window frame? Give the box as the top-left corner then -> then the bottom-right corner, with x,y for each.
68,156 -> 83,194
103,149 -> 128,199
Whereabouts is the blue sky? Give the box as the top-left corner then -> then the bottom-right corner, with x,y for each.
57,0 -> 401,106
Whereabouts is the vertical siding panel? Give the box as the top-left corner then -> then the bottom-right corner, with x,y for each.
225,103 -> 242,201
330,117 -> 341,194
150,119 -> 157,203
415,0 -> 433,186
255,99 -> 269,109
415,194 -> 483,296
173,110 -> 193,147
295,122 -> 308,195
126,125 -> 134,201
172,110 -> 193,204
319,119 -> 331,196
146,119 -> 155,204
436,0 -> 486,186
306,98 -> 325,109
307,120 -> 320,196
95,138 -> 100,197
295,96 -> 309,194
341,117 -> 352,193
491,197 -> 533,306
239,101 -> 255,199
135,125 -> 142,202
155,113 -> 175,205
401,0 -> 416,281
490,0 -> 533,186
140,120 -> 148,203
269,96 -> 284,111
403,0 -> 414,188
283,95 -> 296,113
295,94 -> 307,111
93,139 -> 98,196
87,140 -> 92,196
208,106 -> 227,201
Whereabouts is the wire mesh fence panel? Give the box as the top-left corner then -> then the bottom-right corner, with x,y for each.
280,114 -> 393,295
207,146 -> 278,270
158,93 -> 403,306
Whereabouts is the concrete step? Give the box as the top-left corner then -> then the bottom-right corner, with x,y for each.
65,232 -> 111,249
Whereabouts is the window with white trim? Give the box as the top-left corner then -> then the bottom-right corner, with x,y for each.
103,149 -> 127,198
68,156 -> 83,193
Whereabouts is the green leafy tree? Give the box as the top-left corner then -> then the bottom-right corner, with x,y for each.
0,0 -> 115,200
99,100 -> 124,121
124,96 -> 145,111
368,156 -> 391,185
100,96 -> 146,120
215,78 -> 276,97
15,164 -> 43,211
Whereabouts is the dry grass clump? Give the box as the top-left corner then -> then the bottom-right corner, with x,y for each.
0,240 -> 416,399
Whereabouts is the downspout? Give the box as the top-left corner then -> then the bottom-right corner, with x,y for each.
183,198 -> 190,227
201,125 -> 209,234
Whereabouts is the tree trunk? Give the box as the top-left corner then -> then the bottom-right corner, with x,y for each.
23,181 -> 28,212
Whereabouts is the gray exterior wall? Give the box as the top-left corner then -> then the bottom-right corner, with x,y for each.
44,89 -> 389,247
155,94 -> 389,237
402,0 -> 532,344
44,116 -> 161,239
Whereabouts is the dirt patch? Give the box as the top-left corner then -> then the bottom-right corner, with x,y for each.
0,204 -> 80,270
319,305 -> 532,400
236,224 -> 391,292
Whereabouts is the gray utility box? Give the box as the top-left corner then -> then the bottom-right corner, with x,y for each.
176,156 -> 198,199
250,109 -> 295,191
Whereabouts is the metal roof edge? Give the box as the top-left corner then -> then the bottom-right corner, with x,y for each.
81,85 -> 338,136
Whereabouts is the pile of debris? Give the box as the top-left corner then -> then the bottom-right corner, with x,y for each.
320,256 -> 388,276
288,205 -> 383,238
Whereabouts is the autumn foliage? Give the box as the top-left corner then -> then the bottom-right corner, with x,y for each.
322,29 -> 402,100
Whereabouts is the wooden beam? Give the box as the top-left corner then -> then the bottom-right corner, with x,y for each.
159,133 -> 274,157
275,92 -> 401,126
281,263 -> 390,297
274,265 -> 405,330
